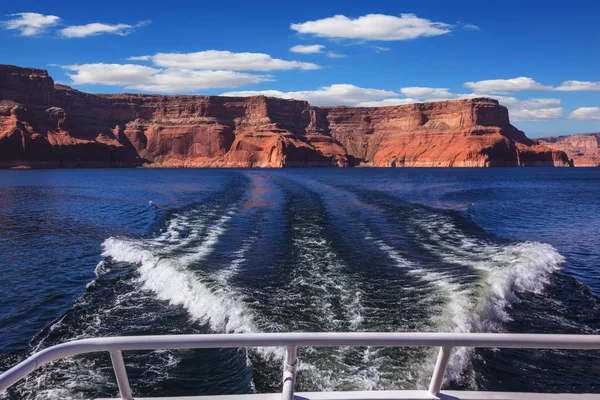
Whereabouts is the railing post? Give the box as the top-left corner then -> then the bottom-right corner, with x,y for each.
428,346 -> 453,398
281,345 -> 297,400
109,350 -> 133,400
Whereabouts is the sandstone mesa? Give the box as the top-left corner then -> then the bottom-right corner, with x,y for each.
538,133 -> 600,167
0,64 -> 571,168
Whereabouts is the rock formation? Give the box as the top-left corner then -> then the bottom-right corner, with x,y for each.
538,133 -> 600,167
0,64 -> 571,168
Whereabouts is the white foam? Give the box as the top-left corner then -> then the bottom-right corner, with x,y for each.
84,261 -> 109,290
101,211 -> 259,334
10,209 -> 260,399
288,236 -> 365,332
150,210 -> 213,255
218,239 -> 252,281
16,276 -> 187,400
398,212 -> 565,384
281,222 -> 378,391
410,214 -> 564,327
369,236 -> 475,386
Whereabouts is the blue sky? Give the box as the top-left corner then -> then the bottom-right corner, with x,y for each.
2,0 -> 599,137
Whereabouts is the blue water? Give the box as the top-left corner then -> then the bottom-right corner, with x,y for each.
0,168 -> 599,399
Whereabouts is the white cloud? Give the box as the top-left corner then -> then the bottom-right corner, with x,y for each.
491,96 -> 561,109
463,24 -> 480,31
556,80 -> 600,91
2,12 -> 61,36
569,107 -> 600,120
57,59 -> 573,122
460,77 -> 600,93
464,77 -> 552,93
59,20 -> 150,38
479,95 -> 563,121
127,55 -> 152,61
63,63 -> 159,86
290,13 -> 451,41
289,44 -> 325,54
130,69 -> 270,92
220,86 -> 566,120
222,84 -> 397,106
356,98 -> 419,107
134,50 -> 320,71
349,85 -> 564,121
373,46 -> 390,52
64,48 -> 322,93
326,51 -> 346,58
400,87 -> 454,99
62,63 -> 270,93
509,108 -> 563,122
265,81 -> 563,120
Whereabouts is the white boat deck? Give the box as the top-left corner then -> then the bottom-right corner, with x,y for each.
2,332 -> 600,400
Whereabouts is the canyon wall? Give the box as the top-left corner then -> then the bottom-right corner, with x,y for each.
538,133 -> 600,167
0,64 -> 571,168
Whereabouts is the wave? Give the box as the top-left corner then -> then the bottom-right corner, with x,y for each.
366,235 -> 473,386
7,206 -> 263,400
3,175 -> 570,398
410,213 -> 564,326
8,272 -> 175,400
394,211 -> 565,384
102,209 -> 260,335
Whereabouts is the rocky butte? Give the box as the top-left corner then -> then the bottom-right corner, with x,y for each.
0,64 -> 571,168
538,133 -> 600,167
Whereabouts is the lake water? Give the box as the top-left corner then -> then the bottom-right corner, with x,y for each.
0,168 -> 599,399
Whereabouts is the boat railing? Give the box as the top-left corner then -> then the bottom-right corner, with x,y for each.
1,332 -> 600,400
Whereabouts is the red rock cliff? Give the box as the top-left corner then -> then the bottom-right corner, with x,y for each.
0,64 -> 570,168
538,133 -> 600,167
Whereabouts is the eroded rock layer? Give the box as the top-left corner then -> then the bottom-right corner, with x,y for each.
538,133 -> 600,167
0,64 -> 570,168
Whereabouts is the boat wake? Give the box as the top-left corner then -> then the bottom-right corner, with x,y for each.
371,212 -> 564,386
2,173 -> 568,399
280,176 -> 566,389
102,209 -> 259,334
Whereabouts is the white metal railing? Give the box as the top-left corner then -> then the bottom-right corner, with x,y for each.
1,332 -> 600,400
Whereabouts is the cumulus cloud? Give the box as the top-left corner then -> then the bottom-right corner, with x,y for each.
491,96 -> 561,109
326,51 -> 346,58
129,50 -> 320,71
356,98 -> 420,107
468,95 -> 563,121
373,46 -> 390,52
289,44 -> 325,54
509,108 -> 563,122
221,85 -> 477,108
127,55 -> 152,61
221,90 -> 291,98
58,58 -> 573,121
65,48 -> 324,92
220,84 -> 565,121
222,84 -> 397,106
556,80 -> 600,91
220,82 -> 564,117
339,84 -> 564,121
462,77 -> 600,93
569,107 -> 600,120
464,77 -> 553,93
59,20 -> 150,38
356,86 -> 475,105
2,12 -> 61,36
63,63 -> 158,86
62,63 -> 270,93
290,13 -> 451,41
400,87 -> 454,99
